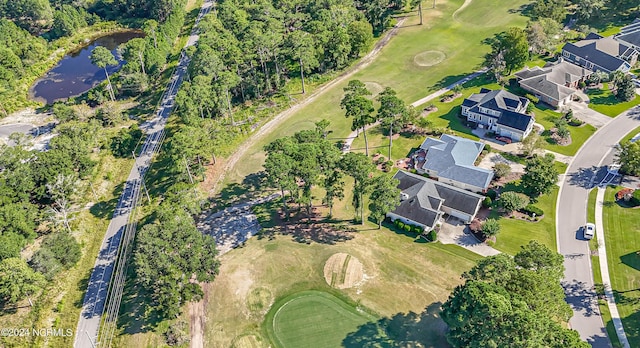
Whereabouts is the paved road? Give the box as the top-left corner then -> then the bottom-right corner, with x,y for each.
73,2 -> 214,347
556,106 -> 640,347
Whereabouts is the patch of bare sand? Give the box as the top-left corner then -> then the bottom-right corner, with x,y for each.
323,253 -> 364,289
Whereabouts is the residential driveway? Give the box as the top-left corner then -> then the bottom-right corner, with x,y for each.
438,217 -> 500,257
568,101 -> 611,128
477,152 -> 525,173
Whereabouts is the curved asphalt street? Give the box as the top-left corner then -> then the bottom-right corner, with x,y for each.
557,106 -> 640,347
73,1 -> 214,347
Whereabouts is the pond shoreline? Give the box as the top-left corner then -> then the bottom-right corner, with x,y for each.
0,23 -> 142,116
29,29 -> 145,105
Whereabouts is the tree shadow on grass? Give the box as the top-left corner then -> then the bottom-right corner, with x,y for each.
116,268 -> 164,334
256,202 -> 357,245
620,251 -> 640,272
89,181 -> 125,219
209,172 -> 268,210
342,302 -> 450,348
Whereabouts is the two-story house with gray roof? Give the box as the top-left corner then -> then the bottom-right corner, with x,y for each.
561,33 -> 637,74
386,170 -> 484,231
412,134 -> 494,193
461,88 -> 535,141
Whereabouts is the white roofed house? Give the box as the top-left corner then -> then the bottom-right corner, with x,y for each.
411,134 -> 494,193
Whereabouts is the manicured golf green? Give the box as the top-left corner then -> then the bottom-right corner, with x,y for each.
265,291 -> 375,348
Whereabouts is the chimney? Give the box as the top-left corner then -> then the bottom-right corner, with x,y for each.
565,72 -> 572,84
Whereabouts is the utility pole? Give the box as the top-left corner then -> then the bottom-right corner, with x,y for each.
131,151 -> 151,203
184,157 -> 194,184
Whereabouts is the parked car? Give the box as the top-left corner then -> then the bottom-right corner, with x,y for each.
583,223 -> 595,240
495,136 -> 512,144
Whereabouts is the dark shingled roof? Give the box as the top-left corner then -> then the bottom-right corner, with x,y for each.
462,88 -> 534,134
562,34 -> 633,72
390,171 -> 483,226
616,19 -> 640,50
497,110 -> 534,131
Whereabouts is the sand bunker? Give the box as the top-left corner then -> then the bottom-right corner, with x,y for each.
323,253 -> 364,289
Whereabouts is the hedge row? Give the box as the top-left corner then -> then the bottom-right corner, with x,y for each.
393,220 -> 423,235
520,204 -> 544,217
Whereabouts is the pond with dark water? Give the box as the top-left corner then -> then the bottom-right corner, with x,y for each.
30,31 -> 144,105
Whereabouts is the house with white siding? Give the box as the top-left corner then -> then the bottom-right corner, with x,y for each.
461,88 -> 535,141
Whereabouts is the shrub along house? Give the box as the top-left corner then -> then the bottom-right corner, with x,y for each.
515,60 -> 592,108
412,134 -> 494,193
461,88 -> 535,141
387,170 -> 484,232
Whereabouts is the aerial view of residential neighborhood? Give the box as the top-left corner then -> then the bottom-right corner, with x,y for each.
2,0 -> 640,347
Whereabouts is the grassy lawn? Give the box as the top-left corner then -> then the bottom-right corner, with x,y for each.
586,84 -> 640,117
602,186 -> 640,347
528,103 -> 597,156
490,186 -> 559,255
264,290 -> 375,348
620,125 -> 640,143
202,176 -> 481,347
225,0 -> 531,184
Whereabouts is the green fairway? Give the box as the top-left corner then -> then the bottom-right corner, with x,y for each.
602,187 -> 640,346
224,0 -> 531,184
265,291 -> 375,348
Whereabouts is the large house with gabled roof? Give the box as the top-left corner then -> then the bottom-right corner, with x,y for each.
515,60 -> 592,107
561,32 -> 637,74
387,170 -> 484,231
412,134 -> 494,193
460,88 -> 535,141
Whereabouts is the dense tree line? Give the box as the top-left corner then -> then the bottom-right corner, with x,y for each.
0,19 -> 47,113
442,241 -> 588,347
175,0 -> 404,125
133,201 -> 219,319
0,0 -> 187,113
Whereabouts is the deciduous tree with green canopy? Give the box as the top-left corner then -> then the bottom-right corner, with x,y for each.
377,87 -> 412,160
617,140 -> 640,176
498,191 -> 530,214
368,175 -> 401,228
0,257 -> 45,305
340,152 -> 375,223
133,204 -> 219,319
521,153 -> 558,197
341,80 -> 376,156
442,242 -> 586,348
